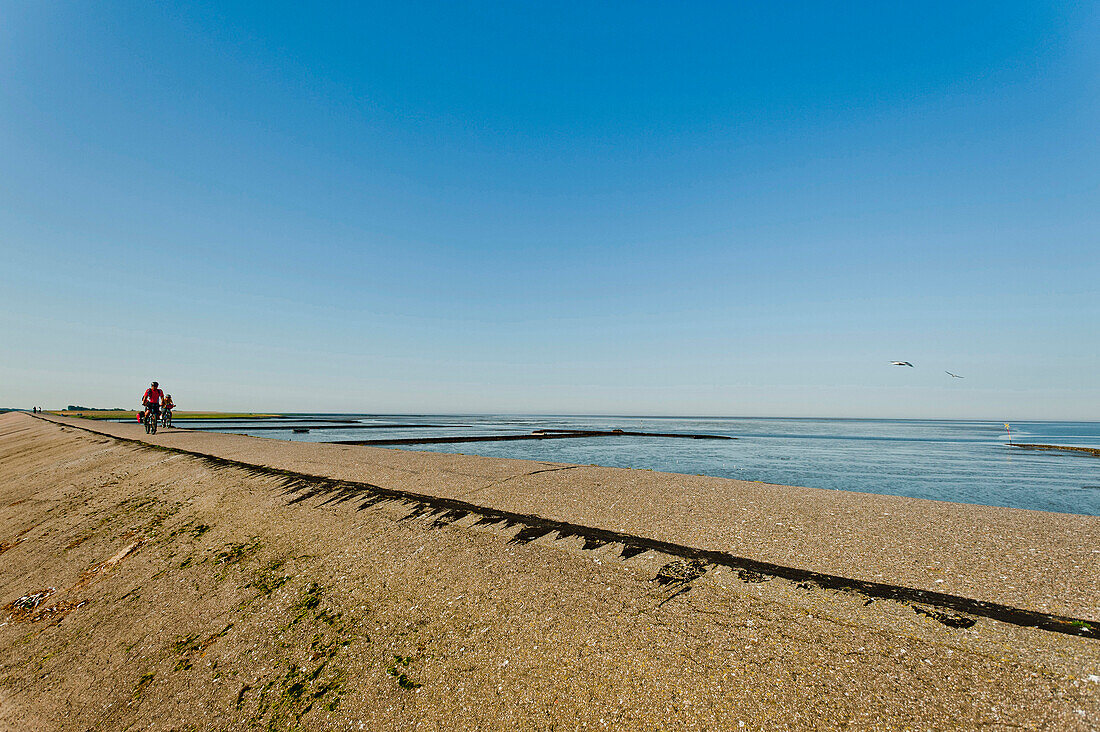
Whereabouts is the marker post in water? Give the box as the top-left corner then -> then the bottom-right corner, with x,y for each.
1004,422 -> 1012,446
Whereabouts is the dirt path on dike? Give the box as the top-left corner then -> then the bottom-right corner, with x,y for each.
0,412 -> 1097,730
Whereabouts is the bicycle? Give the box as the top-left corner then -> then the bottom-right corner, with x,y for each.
143,406 -> 159,435
160,409 -> 173,428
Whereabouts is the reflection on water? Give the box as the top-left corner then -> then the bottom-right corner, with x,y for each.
182,415 -> 1100,516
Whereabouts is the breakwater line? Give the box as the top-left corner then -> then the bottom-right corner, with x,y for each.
1011,443 -> 1100,457
328,428 -> 734,446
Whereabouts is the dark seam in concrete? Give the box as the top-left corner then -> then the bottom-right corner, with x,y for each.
519,466 -> 582,477
453,465 -> 581,501
26,414 -> 1100,640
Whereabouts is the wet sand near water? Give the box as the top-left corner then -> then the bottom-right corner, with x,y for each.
1,412 -> 1098,729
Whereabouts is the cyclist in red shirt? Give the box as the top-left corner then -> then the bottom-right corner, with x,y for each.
142,381 -> 164,424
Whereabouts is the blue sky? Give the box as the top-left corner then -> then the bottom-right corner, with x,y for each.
2,1 -> 1098,417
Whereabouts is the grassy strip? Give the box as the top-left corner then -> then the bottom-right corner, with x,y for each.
54,410 -> 283,420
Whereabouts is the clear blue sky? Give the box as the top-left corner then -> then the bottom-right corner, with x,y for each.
2,1 -> 1098,418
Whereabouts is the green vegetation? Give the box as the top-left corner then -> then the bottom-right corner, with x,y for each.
249,559 -> 294,597
133,672 -> 155,697
253,661 -> 347,728
213,538 -> 262,566
170,624 -> 233,673
55,410 -> 283,420
386,655 -> 421,689
242,582 -> 355,728
172,634 -> 202,655
291,583 -> 325,623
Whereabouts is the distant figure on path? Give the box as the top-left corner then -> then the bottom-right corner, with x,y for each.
142,381 -> 164,425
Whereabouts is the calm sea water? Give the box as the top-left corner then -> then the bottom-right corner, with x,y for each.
179,415 -> 1100,516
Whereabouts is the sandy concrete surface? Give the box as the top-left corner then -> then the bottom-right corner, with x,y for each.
1,412 -> 1098,730
40,412 -> 1100,621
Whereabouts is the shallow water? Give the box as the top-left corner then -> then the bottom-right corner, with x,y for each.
179,415 -> 1100,516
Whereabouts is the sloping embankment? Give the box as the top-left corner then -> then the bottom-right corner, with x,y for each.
35,412 -> 1100,622
1,413 -> 1098,730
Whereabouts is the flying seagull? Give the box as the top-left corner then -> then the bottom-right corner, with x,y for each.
945,371 -> 964,378
890,361 -> 914,367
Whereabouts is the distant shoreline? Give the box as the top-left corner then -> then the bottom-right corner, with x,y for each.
22,409 -> 1100,424
53,410 -> 283,421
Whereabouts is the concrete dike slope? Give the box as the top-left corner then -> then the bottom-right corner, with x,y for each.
1,411 -> 1098,729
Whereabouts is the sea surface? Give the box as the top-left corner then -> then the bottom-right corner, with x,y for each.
175,415 -> 1100,516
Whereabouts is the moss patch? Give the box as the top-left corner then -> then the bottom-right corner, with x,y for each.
386,655 -> 421,689
213,538 -> 261,566
249,559 -> 294,598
